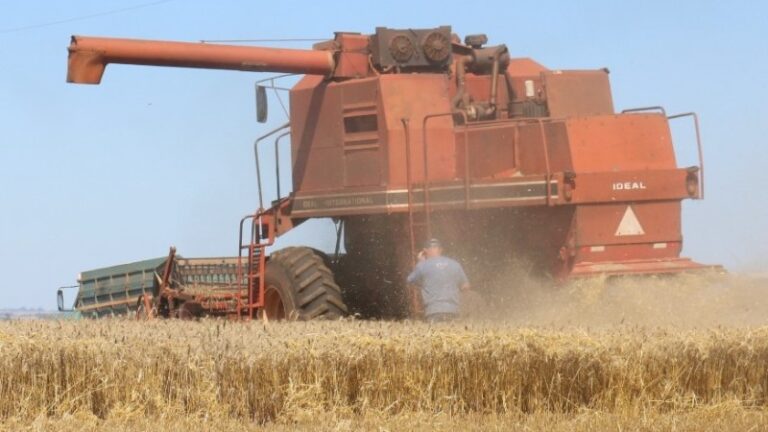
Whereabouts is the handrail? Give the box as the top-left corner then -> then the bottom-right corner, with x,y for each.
622,107 -> 704,199
417,113 -> 554,228
402,118 -> 416,262
253,122 -> 290,210
667,112 -> 705,199
622,106 -> 667,116
242,121 -> 292,319
401,118 -> 421,318
236,214 -> 253,317
421,111 -> 470,238
236,209 -> 277,319
535,118 -> 553,205
505,117 -> 554,205
274,131 -> 291,201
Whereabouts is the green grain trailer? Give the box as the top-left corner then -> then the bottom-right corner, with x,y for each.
58,253 -> 241,318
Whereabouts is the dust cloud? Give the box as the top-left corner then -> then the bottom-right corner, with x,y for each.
460,266 -> 768,328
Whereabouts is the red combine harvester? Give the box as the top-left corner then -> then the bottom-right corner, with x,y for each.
66,27 -> 713,319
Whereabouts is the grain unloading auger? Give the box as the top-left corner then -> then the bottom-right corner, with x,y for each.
67,27 -> 717,319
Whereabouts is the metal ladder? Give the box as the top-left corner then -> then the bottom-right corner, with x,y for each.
237,210 -> 272,319
238,122 -> 293,319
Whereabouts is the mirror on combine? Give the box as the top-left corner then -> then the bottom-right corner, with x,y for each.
57,285 -> 77,312
256,85 -> 268,123
56,289 -> 66,312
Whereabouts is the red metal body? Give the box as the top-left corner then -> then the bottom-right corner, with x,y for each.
67,27 -> 716,319
67,36 -> 335,84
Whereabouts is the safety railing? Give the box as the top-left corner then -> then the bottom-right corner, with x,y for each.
253,122 -> 290,210
419,114 -> 555,212
621,106 -> 667,116
245,119 -> 295,319
621,107 -> 705,199
518,117 -> 553,205
417,111 -> 470,241
667,112 -> 704,199
236,210 -> 276,319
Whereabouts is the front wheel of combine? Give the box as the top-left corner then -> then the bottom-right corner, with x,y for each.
262,247 -> 347,320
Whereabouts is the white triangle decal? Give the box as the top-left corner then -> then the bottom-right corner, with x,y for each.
615,206 -> 645,236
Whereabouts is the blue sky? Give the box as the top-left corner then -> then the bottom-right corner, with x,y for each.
1,1 -> 766,309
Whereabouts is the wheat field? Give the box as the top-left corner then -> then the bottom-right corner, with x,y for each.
2,272 -> 768,430
2,319 -> 768,430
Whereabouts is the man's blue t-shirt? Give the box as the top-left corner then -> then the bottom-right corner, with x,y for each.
406,256 -> 468,316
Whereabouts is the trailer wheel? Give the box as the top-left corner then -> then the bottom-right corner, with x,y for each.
263,247 -> 347,320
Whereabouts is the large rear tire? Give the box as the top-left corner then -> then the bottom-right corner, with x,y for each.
263,247 -> 347,320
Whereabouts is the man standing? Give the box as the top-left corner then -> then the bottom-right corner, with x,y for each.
406,238 -> 470,322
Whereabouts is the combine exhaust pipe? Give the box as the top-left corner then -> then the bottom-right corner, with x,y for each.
67,36 -> 336,84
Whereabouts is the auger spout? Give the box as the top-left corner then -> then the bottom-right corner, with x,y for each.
67,36 -> 336,84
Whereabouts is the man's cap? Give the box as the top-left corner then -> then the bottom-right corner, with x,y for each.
423,238 -> 442,249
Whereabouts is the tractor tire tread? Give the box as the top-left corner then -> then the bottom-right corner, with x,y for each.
268,246 -> 347,319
